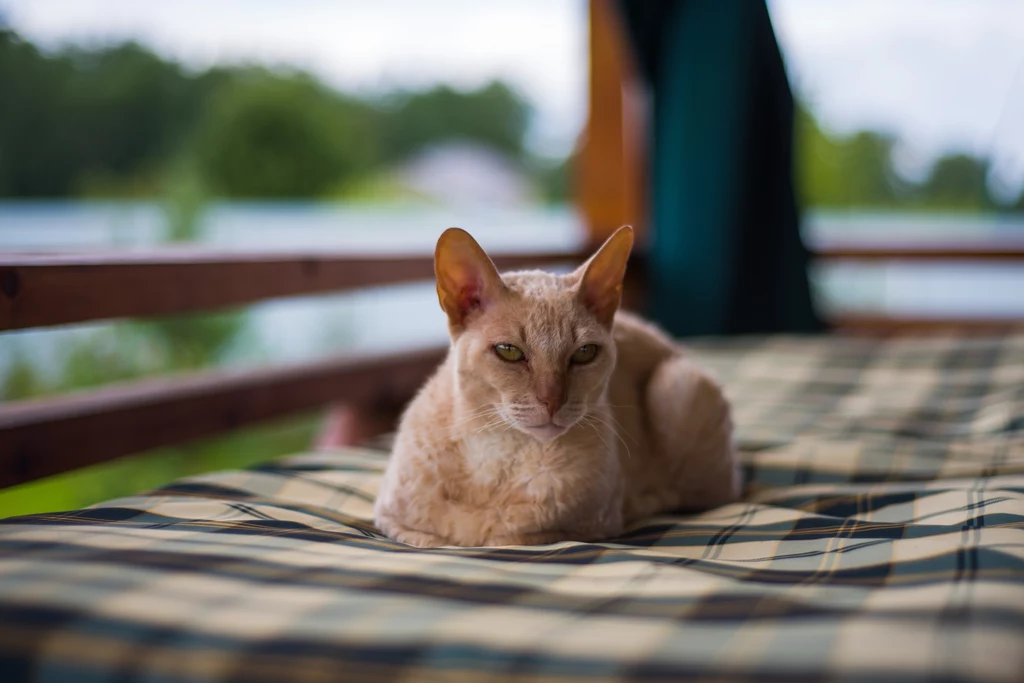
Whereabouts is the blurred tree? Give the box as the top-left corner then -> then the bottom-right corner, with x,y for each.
144,179 -> 246,369
380,81 -> 530,162
793,105 -> 1006,211
0,30 -> 539,201
795,107 -> 909,208
919,154 -> 993,211
0,29 -> 71,195
191,72 -> 380,197
0,30 -> 217,196
534,153 -> 574,205
0,28 -> 1016,210
840,132 -> 904,206
794,106 -> 845,208
0,351 -> 48,400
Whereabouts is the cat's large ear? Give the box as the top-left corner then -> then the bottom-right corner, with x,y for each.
576,225 -> 634,326
435,227 -> 505,329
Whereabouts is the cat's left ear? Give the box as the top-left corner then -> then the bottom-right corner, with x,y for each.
576,225 -> 634,326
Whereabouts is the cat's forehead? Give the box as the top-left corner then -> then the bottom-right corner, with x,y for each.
500,270 -> 574,299
493,270 -> 599,344
500,271 -> 580,321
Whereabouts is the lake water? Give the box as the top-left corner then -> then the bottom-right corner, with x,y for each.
1,201 -> 1022,396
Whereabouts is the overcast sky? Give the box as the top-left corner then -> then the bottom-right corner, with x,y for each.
3,0 -> 1023,192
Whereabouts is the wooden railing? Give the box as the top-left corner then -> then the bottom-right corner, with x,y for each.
0,250 -> 582,331
812,241 -> 1024,263
0,347 -> 445,489
813,240 -> 1024,335
2,241 -> 1021,489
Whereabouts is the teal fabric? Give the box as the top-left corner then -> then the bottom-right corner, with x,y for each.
617,1 -> 822,336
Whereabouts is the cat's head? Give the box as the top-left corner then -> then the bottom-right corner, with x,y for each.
435,226 -> 633,442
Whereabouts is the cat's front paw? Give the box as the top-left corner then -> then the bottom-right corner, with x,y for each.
377,519 -> 448,548
394,529 -> 448,548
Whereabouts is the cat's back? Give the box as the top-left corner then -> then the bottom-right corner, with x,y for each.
612,310 -> 681,380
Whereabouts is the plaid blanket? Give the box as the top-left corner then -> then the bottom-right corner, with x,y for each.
1,334 -> 1022,683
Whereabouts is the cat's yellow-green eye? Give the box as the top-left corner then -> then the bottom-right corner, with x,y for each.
571,344 -> 598,365
494,343 -> 525,362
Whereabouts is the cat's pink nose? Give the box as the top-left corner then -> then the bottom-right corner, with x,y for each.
537,389 -> 565,418
542,400 -> 561,418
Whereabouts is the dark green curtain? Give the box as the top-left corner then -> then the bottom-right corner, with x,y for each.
616,0 -> 823,336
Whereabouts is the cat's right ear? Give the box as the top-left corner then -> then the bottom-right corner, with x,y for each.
435,228 -> 505,329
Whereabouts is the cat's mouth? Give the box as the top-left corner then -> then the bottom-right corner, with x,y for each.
523,422 -> 568,442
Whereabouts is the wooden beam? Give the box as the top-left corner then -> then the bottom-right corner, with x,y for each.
0,248 -> 585,331
812,243 -> 1024,262
0,346 -> 447,489
831,316 -> 1023,336
578,0 -> 647,244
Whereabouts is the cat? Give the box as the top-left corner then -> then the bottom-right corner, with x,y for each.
374,225 -> 742,547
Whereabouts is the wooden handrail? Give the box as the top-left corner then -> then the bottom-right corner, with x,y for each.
832,316 -> 1024,335
1,235 -> 1021,490
0,248 -> 587,331
0,345 -> 447,489
3,240 -> 1019,333
811,242 -> 1024,261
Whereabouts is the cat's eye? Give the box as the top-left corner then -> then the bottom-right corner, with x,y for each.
571,344 -> 598,365
494,343 -> 525,362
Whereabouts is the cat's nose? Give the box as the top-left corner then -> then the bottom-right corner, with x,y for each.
540,398 -> 563,418
536,384 -> 566,418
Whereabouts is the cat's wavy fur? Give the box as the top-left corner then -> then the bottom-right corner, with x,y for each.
375,226 -> 742,547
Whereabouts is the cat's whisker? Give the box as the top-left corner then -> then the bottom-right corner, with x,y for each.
603,402 -> 641,411
597,409 -> 641,447
452,404 -> 501,421
450,406 -> 502,429
597,412 -> 635,451
466,412 -> 511,436
585,412 -> 633,461
579,415 -> 617,459
471,417 -> 505,433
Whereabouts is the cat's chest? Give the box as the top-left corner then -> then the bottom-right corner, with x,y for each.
458,433 -> 568,495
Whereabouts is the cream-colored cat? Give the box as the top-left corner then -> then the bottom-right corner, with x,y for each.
374,226 -> 741,547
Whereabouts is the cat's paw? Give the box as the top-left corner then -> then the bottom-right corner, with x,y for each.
382,525 -> 448,548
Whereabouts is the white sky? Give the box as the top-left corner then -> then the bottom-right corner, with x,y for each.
3,0 -> 1023,192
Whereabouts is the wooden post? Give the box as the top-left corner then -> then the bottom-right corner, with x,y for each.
577,0 -> 647,246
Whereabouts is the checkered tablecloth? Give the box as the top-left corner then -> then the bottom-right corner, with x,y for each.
1,334 -> 1022,682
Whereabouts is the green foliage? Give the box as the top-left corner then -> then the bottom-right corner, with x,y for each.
533,154 -> 574,205
0,29 -> 219,196
134,312 -> 246,371
378,82 -> 530,163
0,352 -> 47,399
162,160 -> 209,241
794,105 -> 1014,211
0,29 -> 542,200
919,154 -> 992,211
2,27 -> 1021,208
191,73 -> 381,197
